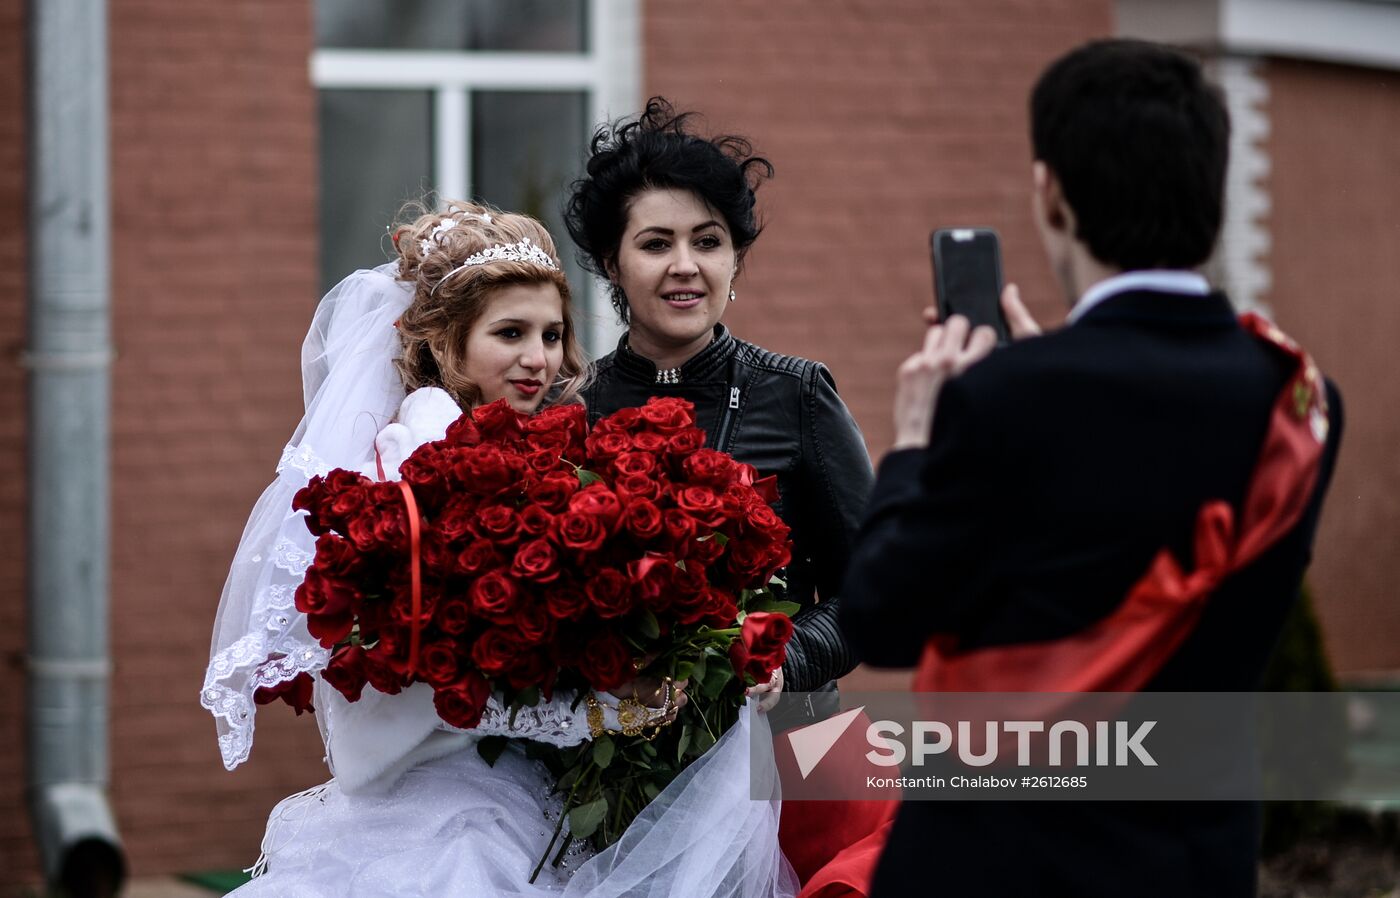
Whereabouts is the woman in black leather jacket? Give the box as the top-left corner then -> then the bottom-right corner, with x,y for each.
565,99 -> 871,729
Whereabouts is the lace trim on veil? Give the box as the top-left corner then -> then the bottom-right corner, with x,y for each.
201,443 -> 334,770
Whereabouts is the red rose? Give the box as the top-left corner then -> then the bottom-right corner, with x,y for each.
622,499 -> 664,542
443,413 -> 481,446
579,632 -> 634,692
725,539 -> 770,584
292,477 -> 329,534
472,398 -> 527,442
690,532 -> 726,567
455,540 -> 503,577
515,597 -> 555,645
398,444 -> 452,509
454,445 -> 525,497
661,509 -> 698,554
527,472 -> 579,513
630,556 -> 676,613
586,430 -> 632,462
321,645 -> 368,702
469,570 -> 518,620
639,397 -> 694,432
585,569 -> 633,619
676,486 -> 725,527
363,644 -> 407,695
613,451 -> 657,478
470,626 -> 520,675
751,474 -> 781,505
420,638 -> 461,687
472,504 -> 521,546
543,582 -> 590,621
312,533 -> 359,579
632,432 -> 667,453
523,403 -> 586,440
295,570 -> 357,647
511,538 -> 561,584
551,511 -> 606,554
666,427 -> 706,458
701,588 -> 740,628
435,499 -> 478,544
728,611 -> 794,682
435,594 -> 472,635
744,502 -> 788,539
253,671 -> 315,715
568,485 -> 623,527
599,406 -> 643,430
683,449 -> 740,487
526,448 -> 561,476
518,505 -> 554,537
615,473 -> 662,503
433,672 -> 491,729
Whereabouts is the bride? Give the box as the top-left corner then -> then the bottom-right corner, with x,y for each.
201,202 -> 797,897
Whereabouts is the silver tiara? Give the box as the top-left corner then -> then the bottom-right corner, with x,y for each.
431,238 -> 559,295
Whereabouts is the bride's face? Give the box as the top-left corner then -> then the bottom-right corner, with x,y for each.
462,283 -> 566,413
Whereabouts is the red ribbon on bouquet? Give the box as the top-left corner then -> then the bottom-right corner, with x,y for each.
376,447 -> 425,678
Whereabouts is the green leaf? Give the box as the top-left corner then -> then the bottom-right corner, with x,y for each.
641,741 -> 658,759
689,653 -> 707,685
768,573 -> 787,589
674,659 -> 695,682
576,469 -> 603,488
592,736 -> 616,770
476,736 -> 508,767
568,797 -> 609,839
691,728 -> 717,755
675,559 -> 687,571
713,532 -> 729,548
643,781 -> 662,800
701,662 -> 734,700
636,609 -> 661,641
676,723 -> 692,762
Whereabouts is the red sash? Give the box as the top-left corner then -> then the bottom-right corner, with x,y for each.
913,313 -> 1330,694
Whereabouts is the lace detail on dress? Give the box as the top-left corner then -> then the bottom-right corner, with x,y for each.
445,691 -> 593,748
278,443 -> 332,479
272,538 -> 313,575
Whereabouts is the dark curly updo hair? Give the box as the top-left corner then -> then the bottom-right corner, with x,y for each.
564,98 -> 774,323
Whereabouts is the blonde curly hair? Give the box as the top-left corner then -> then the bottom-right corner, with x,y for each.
391,200 -> 586,409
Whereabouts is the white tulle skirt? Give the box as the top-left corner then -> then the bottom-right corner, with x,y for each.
230,707 -> 798,898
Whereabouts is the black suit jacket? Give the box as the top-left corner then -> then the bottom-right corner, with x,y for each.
839,289 -> 1343,897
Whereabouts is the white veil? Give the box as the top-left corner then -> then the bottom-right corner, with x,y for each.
201,262 -> 413,770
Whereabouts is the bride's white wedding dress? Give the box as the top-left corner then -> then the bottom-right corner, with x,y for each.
201,265 -> 796,897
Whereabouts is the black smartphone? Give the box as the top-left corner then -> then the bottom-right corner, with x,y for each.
931,228 -> 1009,343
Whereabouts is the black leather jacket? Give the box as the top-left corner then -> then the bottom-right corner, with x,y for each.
582,325 -> 871,720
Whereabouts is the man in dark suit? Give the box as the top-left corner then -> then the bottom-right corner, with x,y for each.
839,40 -> 1343,896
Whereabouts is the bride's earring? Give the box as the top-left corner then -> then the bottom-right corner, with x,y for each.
728,288 -> 737,303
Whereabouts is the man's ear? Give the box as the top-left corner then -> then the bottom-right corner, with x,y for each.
1033,161 -> 1072,234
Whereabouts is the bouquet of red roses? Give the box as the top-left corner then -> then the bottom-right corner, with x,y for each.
256,396 -> 796,862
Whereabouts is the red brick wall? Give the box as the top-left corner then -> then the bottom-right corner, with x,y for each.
0,0 -> 30,883
0,0 -> 324,885
105,0 -> 324,878
645,1 -> 1115,689
1263,58 -> 1400,674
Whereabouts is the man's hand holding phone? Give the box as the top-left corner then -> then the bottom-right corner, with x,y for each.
892,284 -> 1044,451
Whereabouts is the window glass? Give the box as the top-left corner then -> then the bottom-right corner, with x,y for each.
471,91 -> 590,308
319,90 -> 433,294
316,0 -> 586,52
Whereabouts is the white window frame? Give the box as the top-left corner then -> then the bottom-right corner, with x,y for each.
310,2 -> 640,353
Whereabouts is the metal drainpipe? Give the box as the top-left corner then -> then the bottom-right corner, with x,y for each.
24,1 -> 125,895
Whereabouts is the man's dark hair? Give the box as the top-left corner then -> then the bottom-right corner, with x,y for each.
564,97 -> 773,323
1031,39 -> 1230,270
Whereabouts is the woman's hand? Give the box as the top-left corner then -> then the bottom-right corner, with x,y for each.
745,666 -> 784,713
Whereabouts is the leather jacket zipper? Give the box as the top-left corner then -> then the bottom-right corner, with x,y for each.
715,386 -> 741,452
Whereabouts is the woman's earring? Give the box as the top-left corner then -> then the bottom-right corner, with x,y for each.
728,288 -> 737,303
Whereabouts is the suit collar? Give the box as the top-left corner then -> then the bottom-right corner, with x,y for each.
1075,289 -> 1239,330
